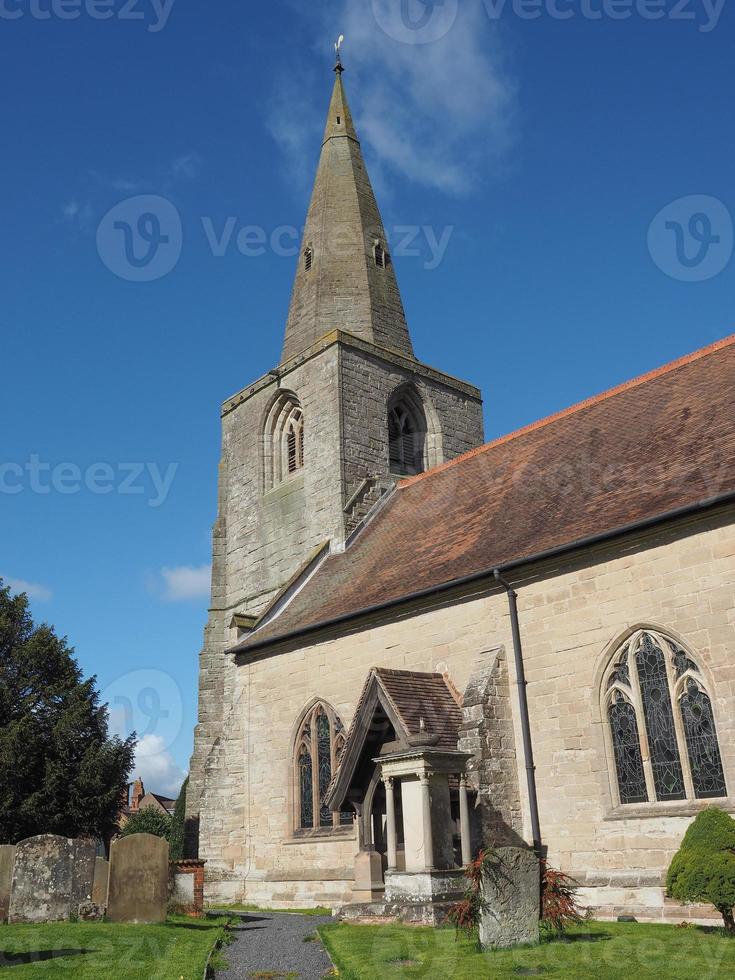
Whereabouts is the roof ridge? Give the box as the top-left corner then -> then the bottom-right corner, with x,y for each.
399,332 -> 735,490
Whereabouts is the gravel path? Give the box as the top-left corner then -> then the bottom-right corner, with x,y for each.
213,911 -> 336,980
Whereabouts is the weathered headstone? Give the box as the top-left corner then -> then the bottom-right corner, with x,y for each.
7,835 -> 97,924
71,839 -> 97,910
107,834 -> 168,924
479,846 -> 540,950
9,835 -> 74,924
92,856 -> 110,907
0,845 -> 16,923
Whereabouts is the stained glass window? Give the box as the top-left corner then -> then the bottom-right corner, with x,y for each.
295,701 -> 353,833
299,743 -> 313,829
608,692 -> 648,804
606,630 -> 726,806
635,634 -> 685,801
317,710 -> 332,827
680,679 -> 727,799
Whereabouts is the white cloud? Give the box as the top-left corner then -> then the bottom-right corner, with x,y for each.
170,152 -> 202,181
268,0 -> 516,195
2,576 -> 53,602
61,199 -> 95,233
132,733 -> 186,799
155,564 -> 212,602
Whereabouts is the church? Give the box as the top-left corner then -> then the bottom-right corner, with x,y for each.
187,57 -> 735,924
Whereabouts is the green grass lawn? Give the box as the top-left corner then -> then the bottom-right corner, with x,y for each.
0,915 -> 228,978
318,920 -> 735,979
206,902 -> 333,916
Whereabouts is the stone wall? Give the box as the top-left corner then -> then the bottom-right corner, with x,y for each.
458,649 -> 524,849
196,507 -> 734,918
188,331 -> 484,868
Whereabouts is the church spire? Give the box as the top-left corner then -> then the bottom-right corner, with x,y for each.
280,56 -> 415,364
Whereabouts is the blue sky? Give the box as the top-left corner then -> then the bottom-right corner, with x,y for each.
1,0 -> 733,795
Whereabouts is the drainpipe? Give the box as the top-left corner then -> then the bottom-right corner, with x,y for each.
493,569 -> 542,856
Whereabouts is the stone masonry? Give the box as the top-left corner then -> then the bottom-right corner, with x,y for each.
193,509 -> 734,917
458,650 -> 524,849
187,66 -> 485,860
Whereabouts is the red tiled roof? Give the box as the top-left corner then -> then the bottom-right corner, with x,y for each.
236,334 -> 735,651
374,668 -> 463,749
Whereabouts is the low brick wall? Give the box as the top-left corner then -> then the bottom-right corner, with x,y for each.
169,859 -> 205,917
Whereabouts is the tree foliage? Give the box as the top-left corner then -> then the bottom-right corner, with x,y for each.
169,776 -> 188,860
0,580 -> 135,845
540,861 -> 587,934
120,807 -> 172,841
666,807 -> 735,933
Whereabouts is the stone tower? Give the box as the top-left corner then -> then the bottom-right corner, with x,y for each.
187,61 -> 485,866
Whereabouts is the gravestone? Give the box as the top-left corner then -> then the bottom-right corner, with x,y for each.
71,839 -> 97,909
9,836 -> 74,924
0,845 -> 16,923
7,835 -> 97,924
479,846 -> 540,950
107,834 -> 168,924
92,856 -> 110,907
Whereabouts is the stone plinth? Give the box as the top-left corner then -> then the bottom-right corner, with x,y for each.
384,869 -> 465,903
352,850 -> 384,903
0,845 -> 16,923
479,847 -> 540,950
107,834 -> 168,924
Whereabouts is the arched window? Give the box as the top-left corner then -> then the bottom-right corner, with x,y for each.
373,239 -> 387,269
294,701 -> 353,833
603,629 -> 727,806
387,388 -> 426,477
263,393 -> 305,489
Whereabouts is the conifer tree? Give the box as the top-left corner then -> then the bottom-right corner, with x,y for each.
0,580 -> 135,845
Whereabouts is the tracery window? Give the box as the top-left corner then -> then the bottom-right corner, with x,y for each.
294,701 -> 353,833
387,388 -> 426,477
604,629 -> 727,806
264,393 -> 305,489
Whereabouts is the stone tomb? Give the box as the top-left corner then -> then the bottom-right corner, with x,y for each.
479,846 -> 540,950
0,845 -> 16,923
107,833 -> 168,924
8,835 -> 96,924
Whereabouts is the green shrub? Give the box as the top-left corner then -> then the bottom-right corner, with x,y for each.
169,776 -> 188,861
666,807 -> 735,933
120,807 -> 172,841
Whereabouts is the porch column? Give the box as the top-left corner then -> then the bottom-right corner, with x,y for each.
419,773 -> 434,870
384,776 -> 398,871
459,774 -> 472,866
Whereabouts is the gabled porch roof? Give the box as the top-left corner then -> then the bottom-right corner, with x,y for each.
325,667 -> 463,812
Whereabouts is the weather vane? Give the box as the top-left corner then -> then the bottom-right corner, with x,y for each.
334,34 -> 345,72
